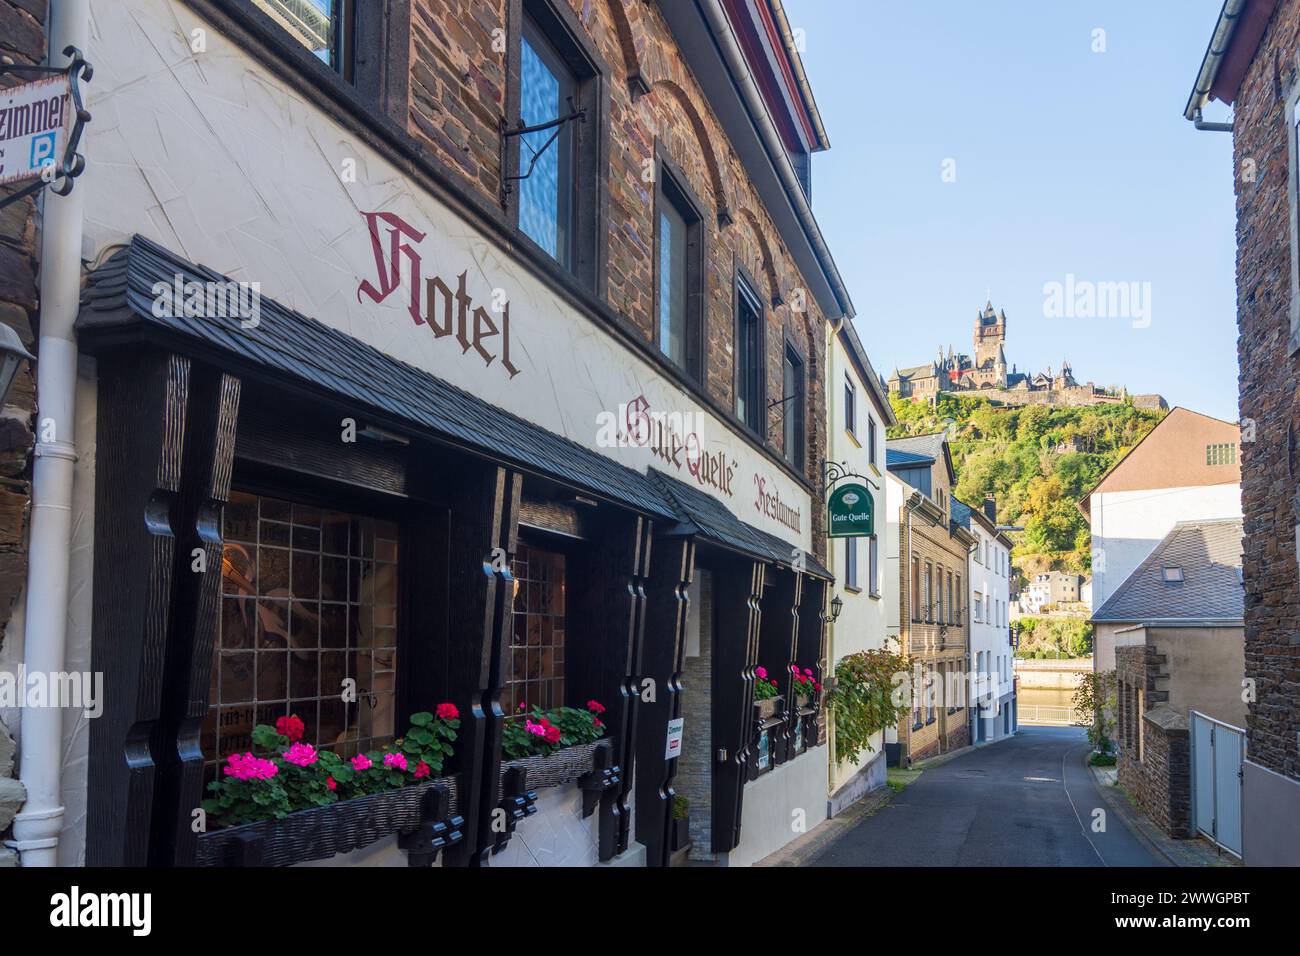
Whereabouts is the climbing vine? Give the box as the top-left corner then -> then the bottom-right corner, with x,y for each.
826,645 -> 914,766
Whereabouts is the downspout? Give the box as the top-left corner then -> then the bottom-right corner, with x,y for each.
698,0 -> 855,321
11,0 -> 90,867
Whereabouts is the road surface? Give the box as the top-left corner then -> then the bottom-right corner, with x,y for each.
811,726 -> 1163,866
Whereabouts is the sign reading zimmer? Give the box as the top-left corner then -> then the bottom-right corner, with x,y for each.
0,75 -> 71,186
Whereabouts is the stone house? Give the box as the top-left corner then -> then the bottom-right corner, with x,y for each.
885,432 -> 975,764
0,0 -> 859,869
1182,0 -> 1300,864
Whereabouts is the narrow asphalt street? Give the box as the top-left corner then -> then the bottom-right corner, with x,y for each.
811,727 -> 1165,866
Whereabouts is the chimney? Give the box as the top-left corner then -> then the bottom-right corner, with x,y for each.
982,495 -> 997,524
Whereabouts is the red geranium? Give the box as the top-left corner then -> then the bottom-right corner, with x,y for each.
414,760 -> 431,779
544,725 -> 562,745
326,776 -> 337,791
436,702 -> 459,721
586,699 -> 606,714
275,714 -> 305,742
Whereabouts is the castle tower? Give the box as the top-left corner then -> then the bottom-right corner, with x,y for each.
973,301 -> 1006,372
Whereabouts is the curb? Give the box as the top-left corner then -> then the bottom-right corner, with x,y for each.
909,730 -> 1020,772
1086,759 -> 1237,867
753,782 -> 896,867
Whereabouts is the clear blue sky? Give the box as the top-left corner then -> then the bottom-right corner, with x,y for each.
786,0 -> 1239,420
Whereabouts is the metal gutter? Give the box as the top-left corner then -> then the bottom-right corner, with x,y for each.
1183,0 -> 1247,123
695,0 -> 856,320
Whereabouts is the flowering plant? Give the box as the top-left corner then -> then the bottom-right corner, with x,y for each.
753,665 -> 780,701
202,705 -> 460,828
501,700 -> 606,759
793,666 -> 822,702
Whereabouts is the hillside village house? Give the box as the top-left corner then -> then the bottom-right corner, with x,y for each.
0,0 -> 867,869
1100,519 -> 1245,842
1078,407 -> 1242,670
1182,0 -> 1300,865
884,433 -> 975,764
956,498 -> 1016,744
1021,571 -> 1084,615
825,319 -> 894,813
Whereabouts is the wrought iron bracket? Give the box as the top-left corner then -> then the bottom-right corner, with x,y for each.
397,785 -> 465,867
498,98 -> 586,203
822,459 -> 878,500
0,46 -> 93,212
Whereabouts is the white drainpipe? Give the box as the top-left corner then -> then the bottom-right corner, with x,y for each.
11,0 -> 90,867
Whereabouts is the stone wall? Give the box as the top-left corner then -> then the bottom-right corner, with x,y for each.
1115,645 -> 1192,838
0,0 -> 45,868
404,0 -> 829,553
678,569 -> 713,856
1231,0 -> 1300,783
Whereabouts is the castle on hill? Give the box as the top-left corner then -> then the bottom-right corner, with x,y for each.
887,301 -> 1166,410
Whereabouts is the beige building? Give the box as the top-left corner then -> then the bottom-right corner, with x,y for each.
885,434 -> 976,763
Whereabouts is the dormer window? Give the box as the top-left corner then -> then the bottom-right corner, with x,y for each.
1161,566 -> 1184,583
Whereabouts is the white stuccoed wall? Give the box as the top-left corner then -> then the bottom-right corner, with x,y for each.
1089,483 -> 1242,611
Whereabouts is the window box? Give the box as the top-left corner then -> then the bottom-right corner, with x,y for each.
195,777 -> 459,867
754,696 -> 781,721
500,739 -> 609,793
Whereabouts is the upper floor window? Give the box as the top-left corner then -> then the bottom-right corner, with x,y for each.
911,556 -> 920,622
782,345 -> 806,468
869,535 -> 880,598
736,276 -> 765,430
1206,442 -> 1237,466
508,1 -> 602,288
868,417 -> 878,467
844,537 -> 858,590
656,164 -> 704,377
518,15 -> 578,267
844,375 -> 857,436
254,0 -> 355,78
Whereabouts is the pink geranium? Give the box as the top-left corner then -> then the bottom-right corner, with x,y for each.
351,753 -> 373,771
755,666 -> 768,679
525,720 -> 548,738
223,752 -> 278,781
283,742 -> 318,767
384,752 -> 408,771
804,668 -> 813,676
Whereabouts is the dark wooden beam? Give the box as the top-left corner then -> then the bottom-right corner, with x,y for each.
633,535 -> 695,866
87,350 -> 191,866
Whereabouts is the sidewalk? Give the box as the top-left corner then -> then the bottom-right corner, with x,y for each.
754,774 -> 899,867
1088,762 -> 1240,867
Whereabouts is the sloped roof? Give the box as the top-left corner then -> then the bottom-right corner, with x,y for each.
892,364 -> 934,381
886,432 -> 945,467
950,498 -> 972,529
1091,518 -> 1244,624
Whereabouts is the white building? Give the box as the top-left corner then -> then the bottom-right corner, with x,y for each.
956,499 -> 1017,743
1079,408 -> 1242,670
825,321 -> 895,815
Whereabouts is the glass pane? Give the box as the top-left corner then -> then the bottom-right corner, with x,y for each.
519,19 -> 575,268
504,542 -> 566,714
253,0 -> 337,67
208,492 -> 398,779
658,198 -> 689,367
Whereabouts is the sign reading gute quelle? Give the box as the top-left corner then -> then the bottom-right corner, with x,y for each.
828,482 -> 873,538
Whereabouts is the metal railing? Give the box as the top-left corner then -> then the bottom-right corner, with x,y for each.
1017,704 -> 1076,726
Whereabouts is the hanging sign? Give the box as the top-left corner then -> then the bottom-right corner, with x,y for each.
828,482 -> 873,538
0,74 -> 72,187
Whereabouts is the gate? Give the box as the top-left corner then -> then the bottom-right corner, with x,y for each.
1190,711 -> 1245,856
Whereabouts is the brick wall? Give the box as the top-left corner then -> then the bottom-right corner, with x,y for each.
1231,0 -> 1300,782
403,0 -> 829,552
0,0 -> 44,867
